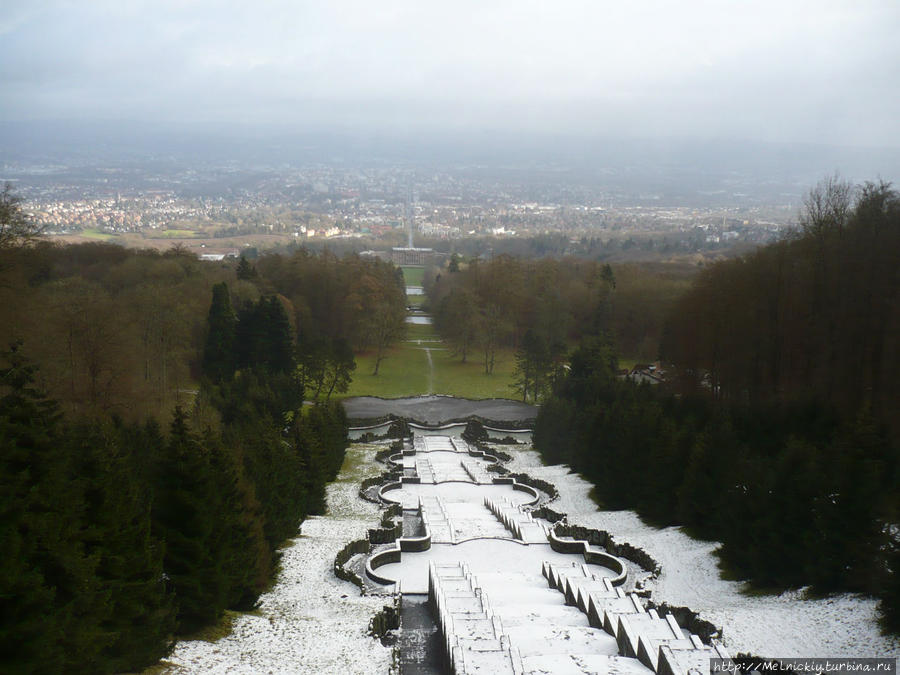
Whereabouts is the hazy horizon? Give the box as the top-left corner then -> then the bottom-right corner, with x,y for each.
3,1 -> 900,151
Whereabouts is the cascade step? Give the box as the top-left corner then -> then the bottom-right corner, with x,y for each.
500,606 -> 595,628
636,636 -> 697,672
657,641 -> 732,675
616,610 -> 681,658
481,586 -> 570,607
505,624 -> 620,657
521,653 -> 653,675
566,579 -> 623,612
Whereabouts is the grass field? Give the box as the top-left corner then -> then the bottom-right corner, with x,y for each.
404,322 -> 438,340
406,294 -> 427,307
344,318 -> 517,399
401,266 -> 425,286
160,229 -> 200,238
429,348 -> 517,399
345,345 -> 517,399
80,228 -> 116,240
344,272 -> 519,400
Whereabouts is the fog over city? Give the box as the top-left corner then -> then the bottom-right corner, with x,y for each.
2,0 -> 899,150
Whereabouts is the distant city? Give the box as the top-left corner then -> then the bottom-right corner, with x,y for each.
3,125 -> 898,260
2,157 -> 796,260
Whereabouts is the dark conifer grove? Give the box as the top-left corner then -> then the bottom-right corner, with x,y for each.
0,221 -> 406,672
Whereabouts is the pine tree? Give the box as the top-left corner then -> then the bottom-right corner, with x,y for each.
73,421 -> 175,672
152,408 -> 229,633
231,418 -> 308,549
202,282 -> 236,381
262,296 -> 294,375
203,429 -> 271,610
236,256 -> 257,281
0,343 -> 108,673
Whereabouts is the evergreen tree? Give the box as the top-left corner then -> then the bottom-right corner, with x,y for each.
232,418 -> 308,548
202,282 -> 236,381
235,296 -> 294,375
71,421 -> 175,672
262,296 -> 294,375
203,429 -> 271,610
0,343 -> 108,673
152,408 -> 229,633
236,256 -> 257,280
511,329 -> 549,403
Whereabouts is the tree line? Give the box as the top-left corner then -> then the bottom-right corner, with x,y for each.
533,179 -> 900,632
1,339 -> 349,673
0,242 -> 405,418
427,254 -> 693,399
0,192 -> 409,673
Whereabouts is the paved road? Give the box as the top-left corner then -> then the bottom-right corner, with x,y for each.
342,395 -> 537,424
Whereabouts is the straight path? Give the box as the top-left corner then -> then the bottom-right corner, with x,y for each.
424,347 -> 434,394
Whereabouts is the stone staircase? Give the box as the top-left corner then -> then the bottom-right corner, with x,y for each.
460,458 -> 494,484
429,562 -> 521,674
429,562 -> 653,675
542,561 -> 731,674
420,495 -> 454,543
484,496 -> 549,543
415,456 -> 436,483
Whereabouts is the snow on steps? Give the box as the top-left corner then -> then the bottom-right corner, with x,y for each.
430,562 -> 651,675
542,561 -> 732,675
484,496 -> 550,543
429,561 -> 522,674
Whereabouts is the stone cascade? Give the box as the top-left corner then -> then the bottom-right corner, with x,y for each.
409,436 -> 483,483
419,495 -> 455,543
460,458 -> 494,484
415,456 -> 436,483
429,562 -> 652,675
542,562 -> 731,675
483,497 -> 550,544
365,431 -> 732,674
429,562 -> 522,674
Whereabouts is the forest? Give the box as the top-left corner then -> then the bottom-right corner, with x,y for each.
0,194 -> 408,674
426,254 -> 692,396
530,179 -> 900,632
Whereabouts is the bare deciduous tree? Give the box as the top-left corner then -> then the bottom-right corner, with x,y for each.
801,173 -> 854,239
0,183 -> 45,249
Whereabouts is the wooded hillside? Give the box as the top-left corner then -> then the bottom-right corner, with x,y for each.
534,179 -> 900,632
0,221 -> 408,673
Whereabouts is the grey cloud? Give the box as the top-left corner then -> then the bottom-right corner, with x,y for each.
1,0 -> 898,147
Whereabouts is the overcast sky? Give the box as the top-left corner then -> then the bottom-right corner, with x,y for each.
2,0 -> 899,147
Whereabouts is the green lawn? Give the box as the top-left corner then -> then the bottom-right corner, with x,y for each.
160,229 -> 199,238
406,294 -> 427,307
81,228 -> 116,240
401,267 -> 425,286
404,322 -> 438,340
345,346 -> 431,397
345,336 -> 517,400
343,286 -> 519,399
430,347 -> 518,399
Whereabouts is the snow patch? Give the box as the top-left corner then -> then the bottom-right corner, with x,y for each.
165,446 -> 394,674
504,445 -> 900,658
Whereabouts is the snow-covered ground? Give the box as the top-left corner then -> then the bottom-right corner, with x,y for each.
503,444 -> 900,659
160,434 -> 898,675
163,444 -> 394,674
